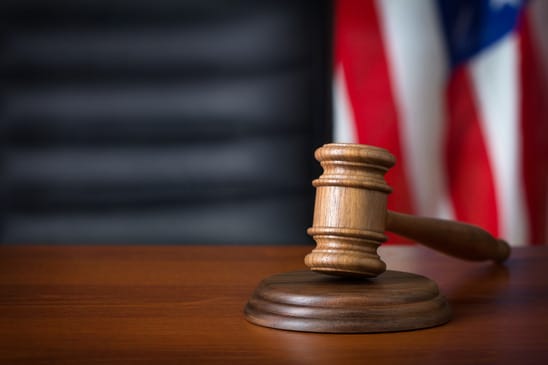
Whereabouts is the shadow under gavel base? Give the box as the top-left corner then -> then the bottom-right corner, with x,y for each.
244,270 -> 451,333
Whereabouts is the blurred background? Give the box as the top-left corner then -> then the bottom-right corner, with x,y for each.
0,0 -> 331,245
1,0 -> 546,245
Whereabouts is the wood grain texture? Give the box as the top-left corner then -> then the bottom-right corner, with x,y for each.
245,270 -> 451,333
1,245 -> 547,364
305,143 -> 395,277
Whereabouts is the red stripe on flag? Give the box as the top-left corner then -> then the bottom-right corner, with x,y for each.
335,0 -> 414,219
445,67 -> 499,236
517,14 -> 548,245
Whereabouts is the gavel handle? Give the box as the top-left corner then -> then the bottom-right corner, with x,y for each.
385,210 -> 511,262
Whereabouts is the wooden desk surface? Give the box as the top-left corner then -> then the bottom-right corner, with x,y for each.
1,245 -> 547,364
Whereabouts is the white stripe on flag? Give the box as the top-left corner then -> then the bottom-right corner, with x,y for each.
470,33 -> 529,246
376,0 -> 455,219
333,66 -> 358,143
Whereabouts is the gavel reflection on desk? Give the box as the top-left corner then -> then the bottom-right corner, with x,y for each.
305,143 -> 511,278
245,143 -> 511,333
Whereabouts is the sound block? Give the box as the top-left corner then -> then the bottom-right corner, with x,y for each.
245,270 -> 451,333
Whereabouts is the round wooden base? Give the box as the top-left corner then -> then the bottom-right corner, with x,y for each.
245,270 -> 451,333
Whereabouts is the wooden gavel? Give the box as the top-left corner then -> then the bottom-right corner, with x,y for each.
305,143 -> 511,278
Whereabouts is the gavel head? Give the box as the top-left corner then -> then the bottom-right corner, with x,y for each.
305,143 -> 396,278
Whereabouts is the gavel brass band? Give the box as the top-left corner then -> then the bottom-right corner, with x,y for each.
305,143 -> 511,278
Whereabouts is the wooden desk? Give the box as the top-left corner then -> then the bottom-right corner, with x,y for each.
1,245 -> 547,364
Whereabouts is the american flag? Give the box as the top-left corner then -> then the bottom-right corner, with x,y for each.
333,0 -> 548,246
